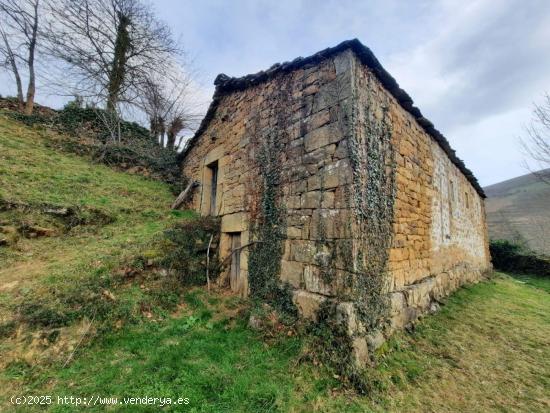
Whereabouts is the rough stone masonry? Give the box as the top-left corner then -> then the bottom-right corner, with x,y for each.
179,39 -> 492,366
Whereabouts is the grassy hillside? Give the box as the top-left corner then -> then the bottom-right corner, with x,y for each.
0,114 -> 194,381
484,170 -> 550,255
1,115 -> 549,412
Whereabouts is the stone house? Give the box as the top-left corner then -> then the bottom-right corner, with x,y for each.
179,39 -> 491,361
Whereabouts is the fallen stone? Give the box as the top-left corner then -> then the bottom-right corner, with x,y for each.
20,225 -> 58,238
336,302 -> 365,336
352,337 -> 370,368
429,302 -> 440,313
102,290 -> 116,301
43,207 -> 70,216
248,315 -> 263,330
366,331 -> 385,352
292,290 -> 326,320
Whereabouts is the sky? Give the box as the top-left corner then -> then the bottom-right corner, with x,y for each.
2,0 -> 549,186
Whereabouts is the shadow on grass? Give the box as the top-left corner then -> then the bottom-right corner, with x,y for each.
506,272 -> 550,293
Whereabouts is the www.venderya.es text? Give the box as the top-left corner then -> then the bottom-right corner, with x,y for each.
10,395 -> 190,407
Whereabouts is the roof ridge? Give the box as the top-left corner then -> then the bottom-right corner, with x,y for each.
179,39 -> 485,198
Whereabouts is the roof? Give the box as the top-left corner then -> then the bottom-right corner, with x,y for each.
178,39 -> 485,198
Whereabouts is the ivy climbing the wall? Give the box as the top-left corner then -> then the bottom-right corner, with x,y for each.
347,68 -> 396,331
248,134 -> 285,298
245,58 -> 396,384
247,77 -> 295,315
306,60 -> 397,391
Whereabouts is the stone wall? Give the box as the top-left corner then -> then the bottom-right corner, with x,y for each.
181,47 -> 492,359
350,53 -> 491,336
181,53 -> 356,298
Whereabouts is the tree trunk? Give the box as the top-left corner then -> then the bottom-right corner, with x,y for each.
150,117 -> 158,142
25,75 -> 35,115
1,30 -> 24,110
176,135 -> 184,150
24,1 -> 39,115
166,131 -> 176,150
106,12 -> 130,113
159,119 -> 166,147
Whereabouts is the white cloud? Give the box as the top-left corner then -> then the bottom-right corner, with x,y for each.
384,0 -> 550,185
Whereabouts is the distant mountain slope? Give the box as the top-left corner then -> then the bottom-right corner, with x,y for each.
484,169 -> 550,255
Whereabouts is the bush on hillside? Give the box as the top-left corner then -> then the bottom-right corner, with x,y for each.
490,239 -> 550,277
2,98 -> 183,191
160,217 -> 223,286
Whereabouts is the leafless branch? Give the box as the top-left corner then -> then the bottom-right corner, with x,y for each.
43,0 -> 179,112
137,61 -> 203,149
520,93 -> 550,184
0,0 -> 41,113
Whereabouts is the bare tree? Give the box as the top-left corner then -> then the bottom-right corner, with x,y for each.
166,115 -> 185,150
521,93 -> 550,184
43,0 -> 178,113
139,76 -> 167,144
0,27 -> 23,109
138,62 -> 202,150
0,0 -> 40,114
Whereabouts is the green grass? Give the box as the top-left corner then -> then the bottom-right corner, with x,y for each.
10,294 -> 307,412
366,273 -> 550,412
508,272 -> 550,293
0,115 -> 172,212
2,274 -> 548,412
0,113 -> 189,280
0,114 -> 185,271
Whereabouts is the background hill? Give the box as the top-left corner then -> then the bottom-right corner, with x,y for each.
484,169 -> 550,255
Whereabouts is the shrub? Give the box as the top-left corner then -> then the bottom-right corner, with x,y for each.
17,301 -> 71,328
490,240 -> 550,277
160,217 -> 222,286
0,321 -> 17,339
56,104 -> 182,189
7,111 -> 52,127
